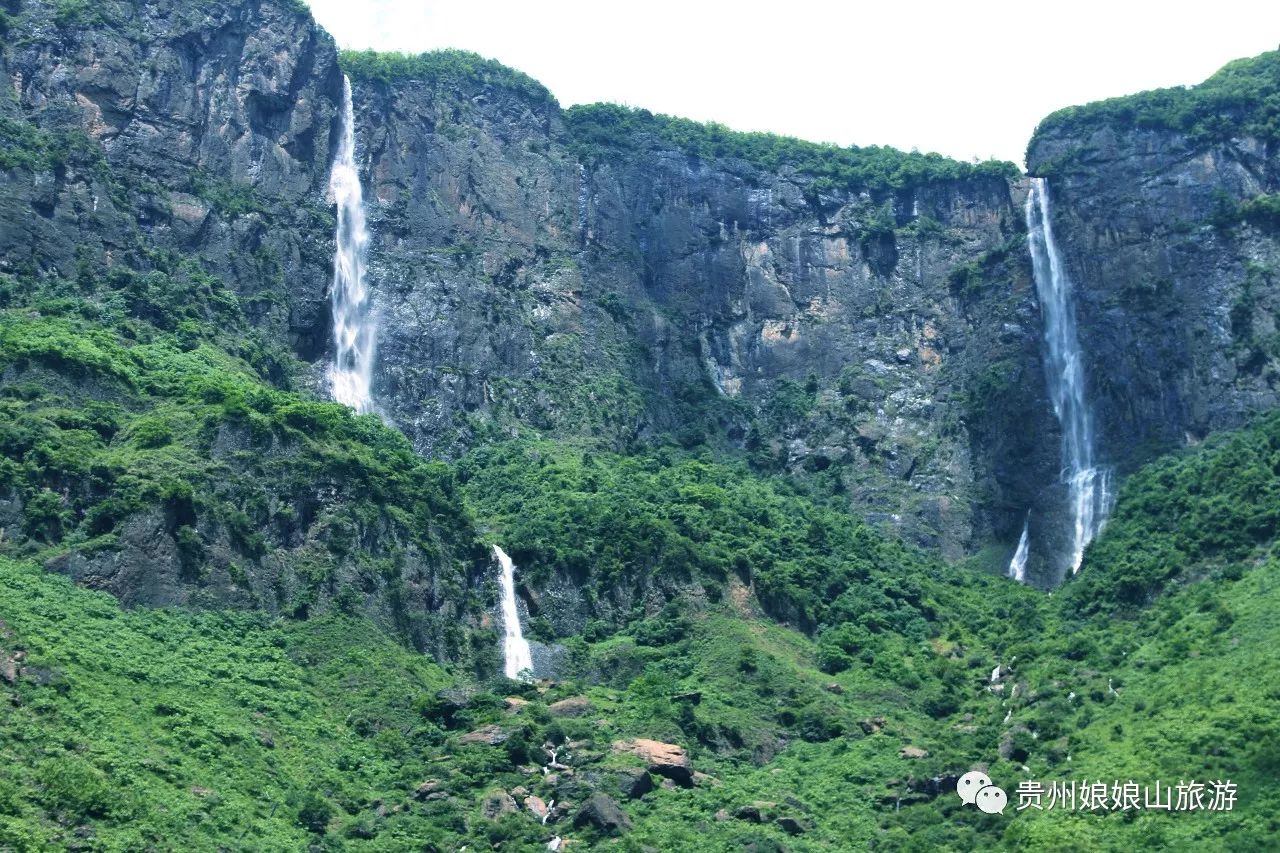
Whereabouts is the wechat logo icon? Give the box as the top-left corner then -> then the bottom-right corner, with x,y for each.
957,770 -> 1008,815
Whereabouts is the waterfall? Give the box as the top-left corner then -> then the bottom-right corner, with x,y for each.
1007,514 -> 1030,583
1025,178 -> 1112,574
576,162 -> 589,251
493,545 -> 533,680
327,76 -> 376,414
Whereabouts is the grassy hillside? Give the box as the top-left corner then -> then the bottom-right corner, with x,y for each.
1,16 -> 1277,850
0,259 -> 484,660
1,409 -> 1278,849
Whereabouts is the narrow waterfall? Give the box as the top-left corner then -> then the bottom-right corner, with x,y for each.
1007,514 -> 1030,583
328,76 -> 376,414
493,546 -> 533,680
576,162 -> 589,251
1025,177 -> 1112,574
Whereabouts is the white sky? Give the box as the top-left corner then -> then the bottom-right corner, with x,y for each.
305,0 -> 1280,166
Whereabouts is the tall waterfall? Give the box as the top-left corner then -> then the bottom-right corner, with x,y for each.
493,546 -> 533,680
1026,177 -> 1112,574
1007,514 -> 1030,583
327,76 -> 376,414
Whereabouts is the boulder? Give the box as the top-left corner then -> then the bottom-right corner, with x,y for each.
900,745 -> 929,759
572,792 -> 631,836
613,767 -> 653,799
733,801 -> 777,823
524,795 -> 550,821
481,791 -> 518,820
776,815 -> 811,835
548,696 -> 594,718
460,724 -> 509,746
414,780 -> 443,800
611,738 -> 694,786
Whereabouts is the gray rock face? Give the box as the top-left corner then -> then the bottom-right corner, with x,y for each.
0,0 -> 1070,597
1028,128 -> 1280,464
572,792 -> 631,835
349,70 -> 1055,563
7,0 -> 1275,613
0,0 -> 343,356
1025,122 -> 1280,579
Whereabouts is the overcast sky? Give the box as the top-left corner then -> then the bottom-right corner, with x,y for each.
304,0 -> 1280,166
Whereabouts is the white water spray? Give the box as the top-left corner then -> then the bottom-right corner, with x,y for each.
576,162 -> 590,250
1026,178 -> 1112,574
328,76 -> 376,413
493,546 -> 533,680
1007,514 -> 1030,583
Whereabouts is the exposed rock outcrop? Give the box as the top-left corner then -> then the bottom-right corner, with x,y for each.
612,738 -> 694,787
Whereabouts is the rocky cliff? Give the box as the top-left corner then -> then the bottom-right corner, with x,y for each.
344,57 -> 1055,565
4,0 -> 1279,609
1013,53 -> 1280,582
1027,54 -> 1280,473
0,0 -> 489,661
0,0 -> 343,353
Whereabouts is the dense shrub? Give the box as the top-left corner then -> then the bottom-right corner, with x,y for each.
340,48 -> 554,104
1032,50 -> 1280,154
565,102 -> 1018,194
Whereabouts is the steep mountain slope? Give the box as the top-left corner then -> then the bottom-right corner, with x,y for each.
1,0 -> 1279,849
344,51 -> 1048,561
1027,51 -> 1280,476
1,410 -> 1277,849
0,0 -> 488,659
0,0 -> 342,356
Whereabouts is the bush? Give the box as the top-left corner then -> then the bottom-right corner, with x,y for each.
296,793 -> 332,834
36,758 -> 114,821
340,49 -> 554,104
565,103 -> 1017,194
1032,50 -> 1280,154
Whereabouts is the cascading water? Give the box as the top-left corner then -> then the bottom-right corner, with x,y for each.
493,546 -> 533,680
1007,514 -> 1030,583
1025,177 -> 1112,574
576,162 -> 590,251
327,76 -> 376,413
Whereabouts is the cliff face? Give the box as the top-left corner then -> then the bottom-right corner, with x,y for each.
1027,73 -> 1280,478
0,1 -> 490,660
0,0 -> 342,354
349,71 -> 1055,562
7,0 -> 1277,608
0,0 -> 1078,590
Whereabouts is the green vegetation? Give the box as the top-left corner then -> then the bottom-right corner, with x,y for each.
0,248 -> 481,655
190,170 -> 265,219
565,103 -> 1019,195
459,440 -> 1004,647
340,49 -> 555,104
0,269 -> 471,567
2,405 -> 1279,848
0,114 -> 100,173
3,10 -> 1279,850
1061,409 -> 1280,613
1213,191 -> 1280,232
1032,50 -> 1280,153
0,562 -> 462,850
